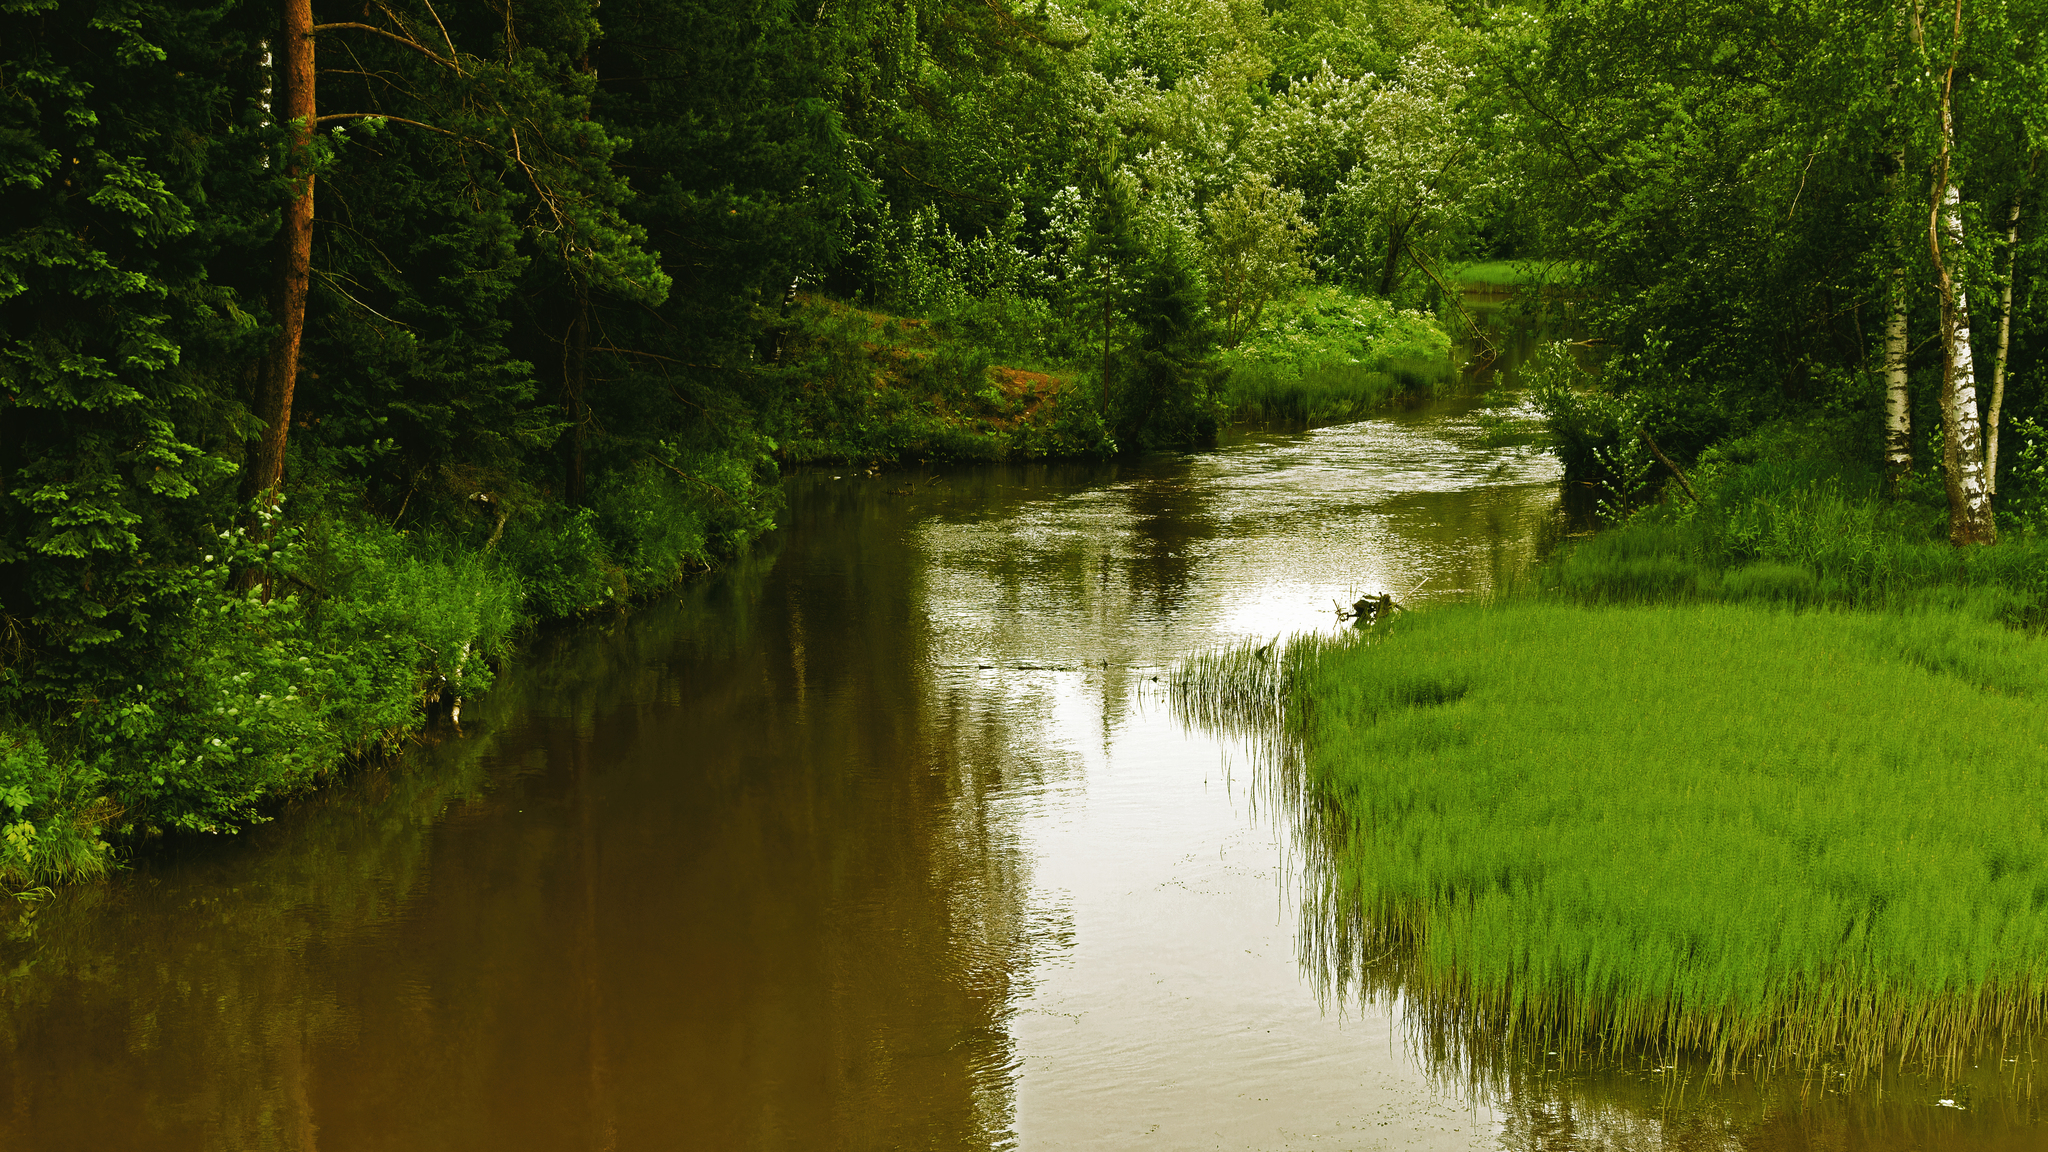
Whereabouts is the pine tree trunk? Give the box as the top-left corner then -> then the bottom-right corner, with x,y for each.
241,0 -> 316,516
566,291 -> 590,506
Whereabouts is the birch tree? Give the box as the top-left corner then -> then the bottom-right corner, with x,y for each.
1986,167 -> 2030,494
1925,0 -> 1994,544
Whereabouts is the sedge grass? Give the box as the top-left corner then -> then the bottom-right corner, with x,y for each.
1234,601 -> 2048,1077
1220,358 -> 1454,426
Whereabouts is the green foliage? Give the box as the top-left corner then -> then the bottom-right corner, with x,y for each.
773,298 -> 1111,463
1218,284 -> 1451,423
1450,259 -> 1582,287
1204,173 -> 1316,348
1285,600 -> 2048,1073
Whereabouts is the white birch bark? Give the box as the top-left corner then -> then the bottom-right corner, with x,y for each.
1987,195 -> 2021,493
1934,181 -> 1996,543
1885,260 -> 1911,489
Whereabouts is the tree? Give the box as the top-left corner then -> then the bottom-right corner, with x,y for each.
1203,173 -> 1315,347
242,0 -> 666,523
1925,0 -> 1993,544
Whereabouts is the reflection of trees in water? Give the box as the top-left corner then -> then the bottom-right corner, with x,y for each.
0,481 -> 1038,1150
1119,472 -> 1222,621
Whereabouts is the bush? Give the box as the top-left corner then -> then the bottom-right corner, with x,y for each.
1218,285 -> 1453,425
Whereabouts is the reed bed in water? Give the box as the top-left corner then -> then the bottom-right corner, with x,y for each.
1197,601 -> 2048,1078
1169,629 -> 1361,739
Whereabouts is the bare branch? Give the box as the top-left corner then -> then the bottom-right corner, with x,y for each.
310,22 -> 459,71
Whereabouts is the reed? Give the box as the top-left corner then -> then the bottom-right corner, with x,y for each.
1209,601 -> 2048,1077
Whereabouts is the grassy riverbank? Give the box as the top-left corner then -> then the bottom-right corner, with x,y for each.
1294,600 -> 2048,1072
774,296 -> 1112,464
1180,437 -> 2048,1074
779,286 -> 1461,460
1214,286 -> 1455,425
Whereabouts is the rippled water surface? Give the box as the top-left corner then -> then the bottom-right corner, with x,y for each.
5,398 -> 2042,1150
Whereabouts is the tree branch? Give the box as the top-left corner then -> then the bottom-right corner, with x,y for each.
315,112 -> 459,138
310,22 -> 459,71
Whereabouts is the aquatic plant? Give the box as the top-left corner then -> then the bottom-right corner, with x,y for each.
1315,602 -> 2048,1074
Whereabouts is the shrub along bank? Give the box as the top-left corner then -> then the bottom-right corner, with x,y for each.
0,461 -> 775,890
1214,286 -> 1456,426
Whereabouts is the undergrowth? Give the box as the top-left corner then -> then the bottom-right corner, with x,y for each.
1541,433 -> 2048,626
0,449 -> 776,888
773,296 -> 1113,463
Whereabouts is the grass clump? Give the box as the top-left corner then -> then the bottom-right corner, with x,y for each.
1293,600 -> 2048,1075
1217,285 -> 1453,426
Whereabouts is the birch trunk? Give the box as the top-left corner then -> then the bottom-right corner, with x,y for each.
1883,5 -> 1912,493
1932,180 -> 1996,544
1884,260 -> 1911,491
1986,194 -> 2021,493
240,0 -> 315,516
1926,1 -> 1994,546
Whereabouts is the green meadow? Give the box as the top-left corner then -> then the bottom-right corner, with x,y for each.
1284,602 -> 2048,1072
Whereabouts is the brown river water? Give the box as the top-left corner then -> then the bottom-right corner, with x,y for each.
3,391 -> 2045,1150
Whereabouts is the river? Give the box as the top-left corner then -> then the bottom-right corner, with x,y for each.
2,390 -> 2040,1149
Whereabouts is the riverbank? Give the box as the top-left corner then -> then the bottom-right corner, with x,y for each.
0,453 -> 781,888
0,279 -> 1473,892
1182,431 -> 2048,1077
775,286 -> 1462,465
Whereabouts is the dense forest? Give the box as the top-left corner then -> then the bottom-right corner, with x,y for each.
1,0 -> 2042,882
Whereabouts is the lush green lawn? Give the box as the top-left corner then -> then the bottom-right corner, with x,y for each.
1294,600 -> 2048,1070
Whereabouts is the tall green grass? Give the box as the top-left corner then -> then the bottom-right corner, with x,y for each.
1288,600 -> 2048,1076
1544,456 -> 2048,625
1219,360 -> 1452,425
1451,259 -> 1584,287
